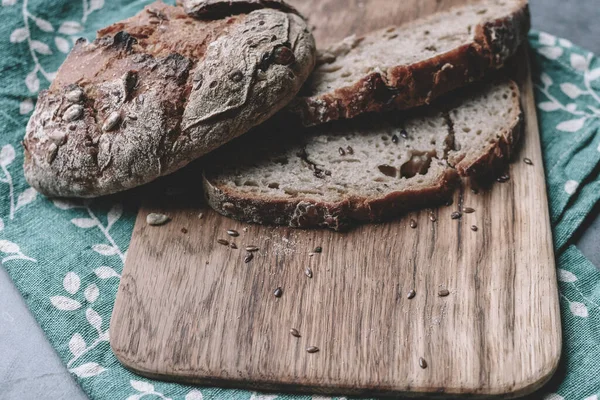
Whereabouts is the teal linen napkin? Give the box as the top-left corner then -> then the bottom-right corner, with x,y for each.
1,1 -> 599,399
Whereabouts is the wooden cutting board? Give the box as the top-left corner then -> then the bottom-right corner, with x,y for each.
110,0 -> 562,397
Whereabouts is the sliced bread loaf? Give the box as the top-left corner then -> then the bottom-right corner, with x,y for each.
289,0 -> 529,126
203,80 -> 521,230
23,2 -> 315,198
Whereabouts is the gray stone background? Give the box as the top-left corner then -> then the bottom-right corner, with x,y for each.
1,0 -> 599,398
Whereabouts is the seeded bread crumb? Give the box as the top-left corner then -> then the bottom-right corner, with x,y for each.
203,80 -> 521,230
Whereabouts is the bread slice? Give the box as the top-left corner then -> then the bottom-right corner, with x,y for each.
23,2 -> 315,198
203,80 -> 521,230
289,0 -> 529,126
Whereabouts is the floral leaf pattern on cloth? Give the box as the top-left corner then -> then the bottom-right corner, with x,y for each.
54,199 -> 128,263
532,32 -> 600,254
535,49 -> 600,134
0,0 -> 599,397
1,144 -> 37,222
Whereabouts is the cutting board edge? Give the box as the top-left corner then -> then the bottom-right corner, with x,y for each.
110,332 -> 562,399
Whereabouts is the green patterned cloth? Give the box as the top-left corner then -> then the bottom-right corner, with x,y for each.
0,1 -> 599,399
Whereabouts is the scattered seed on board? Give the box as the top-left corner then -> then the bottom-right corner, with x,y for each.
451,211 -> 462,220
274,287 -> 283,298
429,213 -> 437,222
146,213 -> 170,226
438,289 -> 450,297
400,129 -> 409,139
445,198 -> 454,207
306,346 -> 319,354
338,147 -> 346,156
198,213 -> 204,219
346,146 -> 354,155
217,239 -> 229,246
407,289 -> 416,299
230,243 -> 238,249
419,357 -> 428,369
313,246 -> 322,253
471,225 -> 479,232
244,252 -> 254,263
227,229 -> 239,237
181,228 -> 188,234
246,246 -> 259,252
392,134 -> 399,144
463,207 -> 475,214
290,328 -> 301,338
410,219 -> 417,229
243,227 -> 248,232
497,174 -> 510,183
305,267 -> 313,278
524,158 -> 533,165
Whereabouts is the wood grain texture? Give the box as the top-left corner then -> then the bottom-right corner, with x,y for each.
110,0 -> 562,397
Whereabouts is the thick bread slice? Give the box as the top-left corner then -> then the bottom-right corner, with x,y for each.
290,0 -> 529,126
180,0 -> 300,19
23,2 -> 315,198
447,80 -> 522,175
203,80 -> 521,230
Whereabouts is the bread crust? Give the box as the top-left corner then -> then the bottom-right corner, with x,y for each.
180,0 -> 301,19
23,2 -> 316,198
203,168 -> 459,231
290,1 -> 530,126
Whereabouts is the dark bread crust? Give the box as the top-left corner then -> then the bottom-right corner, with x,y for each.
180,0 -> 301,19
23,2 -> 316,198
290,1 -> 530,126
203,169 -> 459,231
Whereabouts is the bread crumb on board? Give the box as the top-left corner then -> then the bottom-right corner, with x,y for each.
254,229 -> 310,257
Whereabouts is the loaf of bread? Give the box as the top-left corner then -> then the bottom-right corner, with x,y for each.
289,0 -> 529,126
23,1 -> 316,198
203,80 -> 521,230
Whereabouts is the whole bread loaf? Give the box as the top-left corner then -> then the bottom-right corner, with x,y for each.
203,80 -> 521,230
290,0 -> 529,126
23,2 -> 316,198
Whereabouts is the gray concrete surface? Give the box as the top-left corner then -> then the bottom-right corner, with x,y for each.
0,267 -> 86,398
0,1 -> 599,399
531,0 -> 600,54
